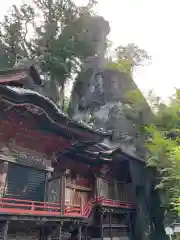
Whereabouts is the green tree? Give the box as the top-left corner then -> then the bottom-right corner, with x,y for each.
0,0 -> 99,105
144,89 -> 180,224
116,43 -> 151,71
107,42 -> 179,226
0,4 -> 36,65
105,43 -> 151,78
105,59 -> 132,77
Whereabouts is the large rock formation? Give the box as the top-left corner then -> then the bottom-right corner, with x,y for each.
68,16 -> 152,159
69,65 -> 151,158
68,16 -> 170,240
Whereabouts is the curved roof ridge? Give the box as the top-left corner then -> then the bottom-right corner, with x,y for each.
0,85 -> 112,139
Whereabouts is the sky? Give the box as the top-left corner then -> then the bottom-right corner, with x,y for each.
1,0 -> 180,101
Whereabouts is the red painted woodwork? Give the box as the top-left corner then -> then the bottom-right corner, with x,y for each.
0,197 -> 61,216
97,197 -> 136,209
83,199 -> 93,217
0,197 -> 135,218
75,179 -> 89,187
64,205 -> 82,216
3,101 -> 92,139
0,119 -> 71,155
0,197 -> 93,217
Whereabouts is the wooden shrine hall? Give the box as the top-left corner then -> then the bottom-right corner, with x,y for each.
0,63 -> 159,240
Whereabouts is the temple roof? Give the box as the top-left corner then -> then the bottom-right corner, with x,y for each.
0,85 -> 111,143
58,140 -> 145,165
0,85 -> 145,164
0,64 -> 42,86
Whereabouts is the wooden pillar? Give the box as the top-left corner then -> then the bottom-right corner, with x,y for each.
109,214 -> 112,240
100,212 -> 104,240
127,212 -> 133,240
59,223 -> 62,240
40,227 -> 45,240
60,172 -> 66,216
95,175 -> 99,199
85,226 -> 88,240
78,226 -> 82,240
130,211 -> 142,240
44,171 -> 52,202
0,221 -> 9,240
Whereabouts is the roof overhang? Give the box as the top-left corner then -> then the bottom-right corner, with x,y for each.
0,65 -> 42,86
0,85 -> 111,143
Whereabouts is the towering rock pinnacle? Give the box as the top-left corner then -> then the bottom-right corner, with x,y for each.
69,16 -> 150,159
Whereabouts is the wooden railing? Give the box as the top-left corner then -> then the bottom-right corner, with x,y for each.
64,204 -> 82,217
0,197 -> 60,215
83,199 -> 93,217
97,197 -> 136,209
0,197 -> 135,217
0,197 -> 92,217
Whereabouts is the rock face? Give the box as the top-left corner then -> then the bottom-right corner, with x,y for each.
68,16 -> 151,159
69,67 -> 150,158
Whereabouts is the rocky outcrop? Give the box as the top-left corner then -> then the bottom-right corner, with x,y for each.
67,14 -> 152,158
69,67 -> 150,158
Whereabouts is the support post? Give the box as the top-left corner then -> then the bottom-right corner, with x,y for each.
95,175 -> 99,199
100,212 -> 104,240
85,226 -> 88,240
0,221 -> 9,240
40,227 -> 45,240
78,226 -> 82,240
109,214 -> 112,240
127,212 -> 133,240
59,223 -> 62,240
60,172 -> 66,216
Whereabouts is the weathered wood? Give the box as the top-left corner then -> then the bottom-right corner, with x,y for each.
100,213 -> 104,240
66,183 -> 91,192
85,226 -> 88,240
60,172 -> 66,216
78,227 -> 82,240
0,221 -> 8,240
40,227 -> 46,240
59,224 -> 62,240
109,214 -> 112,240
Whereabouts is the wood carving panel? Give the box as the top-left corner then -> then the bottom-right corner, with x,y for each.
46,178 -> 60,203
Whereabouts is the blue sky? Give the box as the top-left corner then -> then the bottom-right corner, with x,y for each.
1,0 -> 180,101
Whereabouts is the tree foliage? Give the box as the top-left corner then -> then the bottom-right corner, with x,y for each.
125,87 -> 180,218
105,59 -> 132,77
105,43 -> 151,78
0,0 -> 99,103
116,43 -> 151,70
143,90 -> 180,219
107,41 -> 180,222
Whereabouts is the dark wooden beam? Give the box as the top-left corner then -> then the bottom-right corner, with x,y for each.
40,227 -> 46,240
59,223 -> 62,240
109,214 -> 112,240
60,172 -> 66,216
85,226 -> 88,240
0,221 -> 9,240
78,226 -> 82,240
100,212 -> 104,240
